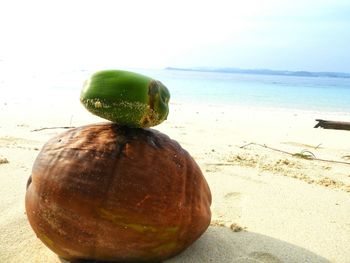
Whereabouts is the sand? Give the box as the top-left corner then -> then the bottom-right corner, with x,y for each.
1,98 -> 350,263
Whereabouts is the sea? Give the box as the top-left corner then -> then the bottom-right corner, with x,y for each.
1,67 -> 350,113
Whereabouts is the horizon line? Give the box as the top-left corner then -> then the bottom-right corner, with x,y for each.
165,66 -> 350,79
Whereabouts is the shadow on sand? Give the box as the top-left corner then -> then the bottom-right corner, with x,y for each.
59,226 -> 330,263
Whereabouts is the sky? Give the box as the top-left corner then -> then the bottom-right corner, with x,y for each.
1,0 -> 350,73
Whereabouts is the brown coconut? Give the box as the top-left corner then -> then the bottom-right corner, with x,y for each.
25,123 -> 211,262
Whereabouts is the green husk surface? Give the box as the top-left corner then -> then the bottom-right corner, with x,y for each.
80,70 -> 170,127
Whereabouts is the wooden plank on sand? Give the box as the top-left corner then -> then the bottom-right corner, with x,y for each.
314,119 -> 350,131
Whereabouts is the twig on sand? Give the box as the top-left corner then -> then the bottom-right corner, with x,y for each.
292,150 -> 316,160
240,142 -> 293,156
240,142 -> 350,166
31,126 -> 75,132
315,143 -> 322,149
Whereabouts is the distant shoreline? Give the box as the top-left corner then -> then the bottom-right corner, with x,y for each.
165,67 -> 350,79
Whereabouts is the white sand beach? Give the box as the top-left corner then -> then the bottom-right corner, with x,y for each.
1,98 -> 350,263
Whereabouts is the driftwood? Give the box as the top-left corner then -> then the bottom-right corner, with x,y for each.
240,142 -> 350,166
314,119 -> 350,131
31,126 -> 75,132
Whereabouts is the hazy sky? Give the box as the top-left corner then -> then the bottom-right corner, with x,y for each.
1,0 -> 350,72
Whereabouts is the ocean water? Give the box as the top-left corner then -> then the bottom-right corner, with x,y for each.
140,69 -> 350,113
2,68 -> 350,113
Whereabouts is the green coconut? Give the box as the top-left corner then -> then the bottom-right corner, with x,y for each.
80,70 -> 170,128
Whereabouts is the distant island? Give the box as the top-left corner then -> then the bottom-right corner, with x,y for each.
165,67 -> 350,79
